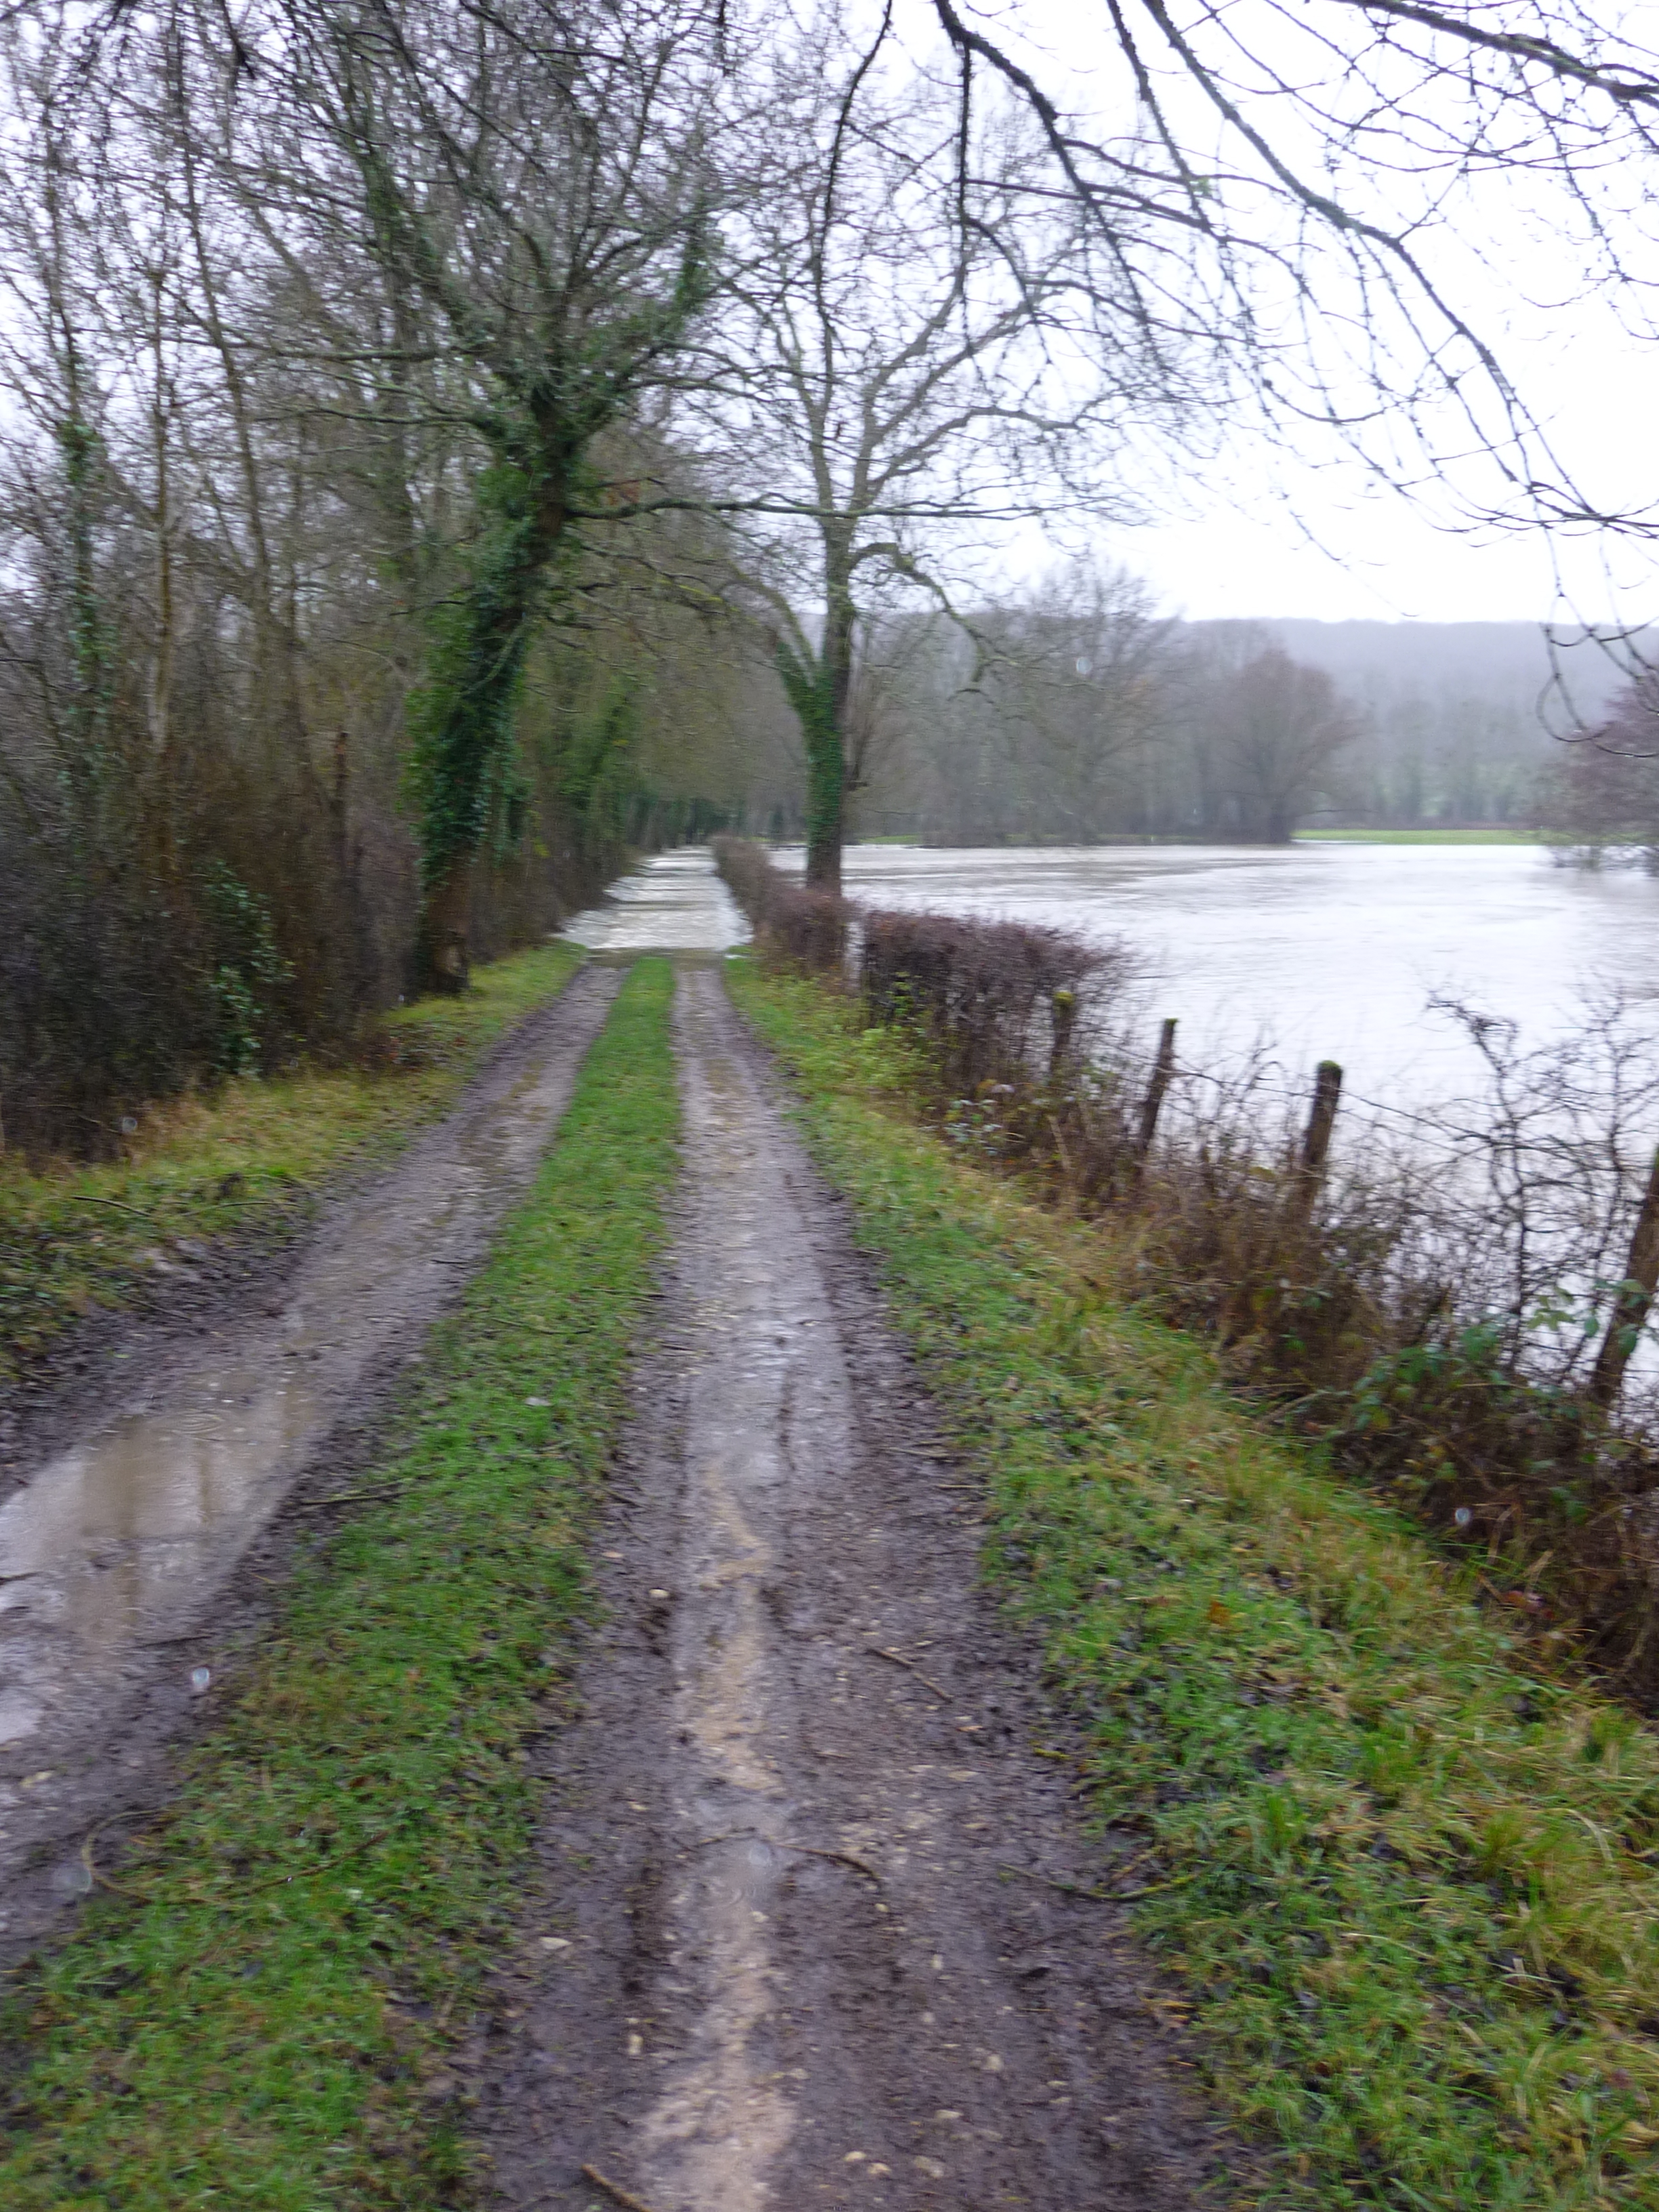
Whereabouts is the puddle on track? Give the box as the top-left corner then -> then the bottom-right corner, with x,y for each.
0,967 -> 621,1922
562,847 -> 749,954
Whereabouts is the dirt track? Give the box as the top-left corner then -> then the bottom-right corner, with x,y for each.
0,967 -> 621,1956
478,961 -> 1237,2212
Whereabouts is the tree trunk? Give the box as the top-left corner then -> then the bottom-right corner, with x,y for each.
411,460 -> 569,992
417,853 -> 475,991
803,723 -> 846,893
800,547 -> 855,894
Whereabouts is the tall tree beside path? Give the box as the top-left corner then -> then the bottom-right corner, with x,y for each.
266,0 -> 729,988
694,12 -> 1195,893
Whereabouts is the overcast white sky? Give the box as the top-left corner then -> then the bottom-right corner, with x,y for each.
956,0 -> 1659,626
1118,326 -> 1659,623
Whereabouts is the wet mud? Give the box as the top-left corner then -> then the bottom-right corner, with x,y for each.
479,962 -> 1240,2212
0,965 -> 621,1952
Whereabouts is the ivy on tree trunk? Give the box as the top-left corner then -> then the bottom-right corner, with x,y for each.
778,551 -> 857,896
409,442 -> 569,991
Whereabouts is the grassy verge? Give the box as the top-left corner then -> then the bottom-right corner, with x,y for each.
0,942 -> 583,1385
0,955 -> 677,2211
1295,827 -> 1537,844
729,956 -> 1659,2211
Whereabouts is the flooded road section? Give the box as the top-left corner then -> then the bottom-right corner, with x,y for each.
563,845 -> 749,953
0,964 -> 620,1938
484,962 -> 1232,2212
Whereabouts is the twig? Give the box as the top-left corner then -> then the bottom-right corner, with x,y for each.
291,1483 -> 407,1511
1109,1870 -> 1204,1900
997,1856 -> 1204,1904
684,1826 -> 882,1885
1047,1112 -> 1073,1178
580,2165 -> 661,2212
81,1822 -> 152,1900
998,1861 -> 1113,1902
781,1839 -> 883,1885
68,1195 -> 152,1221
865,1645 -> 950,1700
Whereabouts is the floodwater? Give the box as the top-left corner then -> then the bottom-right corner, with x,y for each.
563,847 -> 748,952
792,842 -> 1659,1107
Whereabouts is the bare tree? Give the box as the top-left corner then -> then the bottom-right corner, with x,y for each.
983,565 -> 1172,840
1186,642 -> 1359,842
0,0 -> 766,1142
925,0 -> 1659,547
689,13 -> 1191,891
224,0 -> 735,985
1540,676 -> 1659,869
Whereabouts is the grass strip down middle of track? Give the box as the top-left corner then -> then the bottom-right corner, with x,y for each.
0,955 -> 678,2211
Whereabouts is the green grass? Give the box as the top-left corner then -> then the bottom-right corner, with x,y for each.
728,958 -> 1659,2211
1296,827 -> 1538,844
0,942 -> 583,1384
0,955 -> 678,2211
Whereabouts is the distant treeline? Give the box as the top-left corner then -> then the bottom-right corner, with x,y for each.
700,590 -> 1643,854
752,585 -> 1632,846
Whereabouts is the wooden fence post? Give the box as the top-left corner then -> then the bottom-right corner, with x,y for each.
1288,1059 -> 1343,1221
1301,1061 -> 1343,1174
1048,988 -> 1077,1083
1135,1018 -> 1178,1159
1589,1144 -> 1659,1408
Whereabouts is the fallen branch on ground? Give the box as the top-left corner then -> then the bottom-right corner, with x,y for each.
579,2164 -> 661,2212
865,1643 -> 950,1700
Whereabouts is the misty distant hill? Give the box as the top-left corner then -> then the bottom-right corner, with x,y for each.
1183,619 -> 1632,740
1179,620 -> 1641,821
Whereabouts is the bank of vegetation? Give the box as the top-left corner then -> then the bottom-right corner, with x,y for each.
0,956 -> 678,2209
715,837 -> 1659,1711
726,947 -> 1659,2209
0,940 -> 579,1389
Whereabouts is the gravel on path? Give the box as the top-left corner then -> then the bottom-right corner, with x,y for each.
480,959 -> 1237,2212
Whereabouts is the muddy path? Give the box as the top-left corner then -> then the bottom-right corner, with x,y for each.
480,960 -> 1238,2212
0,964 -> 621,1954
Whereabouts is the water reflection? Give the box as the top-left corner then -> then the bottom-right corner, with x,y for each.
0,972 -> 620,1755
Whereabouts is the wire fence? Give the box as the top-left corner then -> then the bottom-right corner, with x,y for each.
713,834 -> 1659,1701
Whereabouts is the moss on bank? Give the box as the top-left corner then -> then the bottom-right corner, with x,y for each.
729,955 -> 1659,2211
0,942 -> 583,1385
0,956 -> 676,2209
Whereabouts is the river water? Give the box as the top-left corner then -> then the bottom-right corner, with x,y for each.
767,841 -> 1659,1109
560,838 -> 1659,1111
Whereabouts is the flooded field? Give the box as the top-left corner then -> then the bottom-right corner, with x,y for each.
790,841 -> 1659,1106
565,848 -> 747,952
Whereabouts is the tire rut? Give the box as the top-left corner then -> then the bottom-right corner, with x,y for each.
480,960 -> 1242,2212
0,964 -> 622,1957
